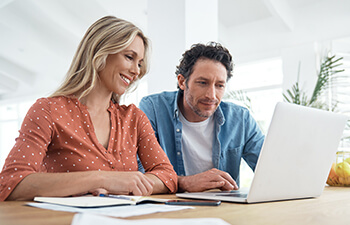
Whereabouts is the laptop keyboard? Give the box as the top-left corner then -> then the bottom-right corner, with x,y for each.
215,193 -> 248,198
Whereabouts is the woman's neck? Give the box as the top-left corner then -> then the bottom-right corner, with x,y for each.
79,88 -> 112,113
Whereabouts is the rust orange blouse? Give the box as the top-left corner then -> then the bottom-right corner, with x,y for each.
0,96 -> 177,201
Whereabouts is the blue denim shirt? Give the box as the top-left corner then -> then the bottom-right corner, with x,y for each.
139,91 -> 265,185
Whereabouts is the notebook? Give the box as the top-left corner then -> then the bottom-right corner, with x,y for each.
34,194 -> 169,208
177,102 -> 348,203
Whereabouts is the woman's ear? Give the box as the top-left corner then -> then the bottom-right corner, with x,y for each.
177,74 -> 186,91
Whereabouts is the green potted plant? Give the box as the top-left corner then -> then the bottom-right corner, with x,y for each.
283,54 -> 344,110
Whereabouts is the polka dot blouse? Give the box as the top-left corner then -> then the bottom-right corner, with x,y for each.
0,96 -> 178,201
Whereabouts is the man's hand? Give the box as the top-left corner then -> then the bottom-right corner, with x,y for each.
178,168 -> 238,192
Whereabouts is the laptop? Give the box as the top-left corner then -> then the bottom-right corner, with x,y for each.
176,102 -> 348,203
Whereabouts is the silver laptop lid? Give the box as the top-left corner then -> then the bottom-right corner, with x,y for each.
247,102 -> 347,203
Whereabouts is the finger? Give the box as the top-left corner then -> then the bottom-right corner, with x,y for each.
219,180 -> 237,191
136,182 -> 150,196
144,174 -> 155,186
132,174 -> 153,196
123,174 -> 143,196
89,188 -> 108,196
206,169 -> 238,190
96,188 -> 108,196
186,179 -> 226,192
222,179 -> 239,190
216,171 -> 238,189
193,170 -> 228,191
143,181 -> 154,196
203,180 -> 226,191
140,175 -> 154,195
131,184 -> 143,196
136,179 -> 149,196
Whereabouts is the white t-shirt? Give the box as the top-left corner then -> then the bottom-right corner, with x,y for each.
178,111 -> 214,176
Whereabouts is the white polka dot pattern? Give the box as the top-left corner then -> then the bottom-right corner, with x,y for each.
0,96 -> 177,201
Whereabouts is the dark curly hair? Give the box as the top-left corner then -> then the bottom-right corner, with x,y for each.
175,42 -> 234,91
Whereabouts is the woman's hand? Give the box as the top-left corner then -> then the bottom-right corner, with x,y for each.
100,171 -> 155,196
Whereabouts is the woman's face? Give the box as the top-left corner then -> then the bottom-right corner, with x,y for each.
98,36 -> 145,96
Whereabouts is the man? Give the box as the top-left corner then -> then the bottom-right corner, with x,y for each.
139,42 -> 265,192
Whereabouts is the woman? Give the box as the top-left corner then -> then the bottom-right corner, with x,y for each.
0,16 -> 177,201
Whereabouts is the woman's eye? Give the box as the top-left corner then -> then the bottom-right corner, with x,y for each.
126,55 -> 133,60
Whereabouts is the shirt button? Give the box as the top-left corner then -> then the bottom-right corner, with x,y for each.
177,152 -> 181,155
176,129 -> 180,132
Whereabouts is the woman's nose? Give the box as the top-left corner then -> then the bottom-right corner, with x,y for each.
130,62 -> 140,76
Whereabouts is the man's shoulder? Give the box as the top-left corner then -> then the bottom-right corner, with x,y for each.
141,91 -> 177,104
219,101 -> 250,115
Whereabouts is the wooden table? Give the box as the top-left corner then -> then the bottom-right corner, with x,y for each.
1,186 -> 350,225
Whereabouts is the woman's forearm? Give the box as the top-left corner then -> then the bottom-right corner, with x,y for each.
7,171 -> 103,201
6,170 -> 164,201
144,173 -> 170,194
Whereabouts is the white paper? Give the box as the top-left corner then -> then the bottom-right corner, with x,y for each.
71,213 -> 232,225
27,202 -> 193,218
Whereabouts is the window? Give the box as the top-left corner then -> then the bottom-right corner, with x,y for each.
225,58 -> 283,187
328,36 -> 350,149
329,51 -> 350,149
226,58 -> 283,133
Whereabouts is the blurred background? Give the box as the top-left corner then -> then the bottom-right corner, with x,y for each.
1,0 -> 350,185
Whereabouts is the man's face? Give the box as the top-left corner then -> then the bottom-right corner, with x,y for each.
178,58 -> 227,122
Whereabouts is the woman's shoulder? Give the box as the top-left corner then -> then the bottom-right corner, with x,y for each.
30,96 -> 80,111
29,97 -> 52,109
34,96 -> 75,104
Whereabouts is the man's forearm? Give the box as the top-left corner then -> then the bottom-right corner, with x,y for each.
177,176 -> 188,192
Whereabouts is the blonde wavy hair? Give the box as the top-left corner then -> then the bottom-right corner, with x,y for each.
50,16 -> 150,103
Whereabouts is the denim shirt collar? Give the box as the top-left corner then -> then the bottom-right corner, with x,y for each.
214,103 -> 225,126
173,90 -> 181,119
